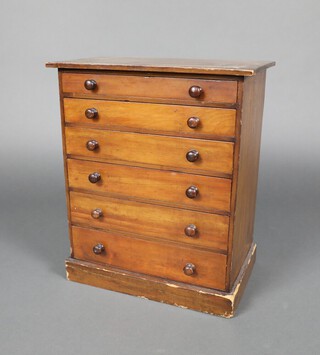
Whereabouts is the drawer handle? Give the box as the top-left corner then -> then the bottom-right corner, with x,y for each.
91,208 -> 103,219
187,117 -> 200,129
186,186 -> 198,199
88,172 -> 101,183
186,149 -> 199,162
84,79 -> 97,90
86,140 -> 99,151
183,263 -> 196,276
85,108 -> 98,119
184,224 -> 198,237
93,243 -> 105,255
189,85 -> 203,98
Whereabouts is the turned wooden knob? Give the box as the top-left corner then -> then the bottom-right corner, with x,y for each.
91,208 -> 103,219
86,140 -> 99,151
85,108 -> 98,119
93,243 -> 105,255
189,86 -> 203,98
184,224 -> 198,237
88,172 -> 101,183
187,117 -> 200,129
186,186 -> 198,199
84,79 -> 97,90
186,150 -> 199,162
183,263 -> 196,276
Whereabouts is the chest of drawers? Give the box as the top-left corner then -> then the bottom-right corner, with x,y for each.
46,58 -> 274,317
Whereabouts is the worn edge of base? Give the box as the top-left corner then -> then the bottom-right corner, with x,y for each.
65,243 -> 256,318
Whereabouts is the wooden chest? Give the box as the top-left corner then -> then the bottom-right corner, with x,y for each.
46,58 -> 275,317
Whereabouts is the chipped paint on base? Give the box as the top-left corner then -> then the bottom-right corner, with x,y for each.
64,243 -> 256,318
173,303 -> 188,309
222,282 -> 241,304
165,283 -> 180,288
137,295 -> 148,300
193,243 -> 256,310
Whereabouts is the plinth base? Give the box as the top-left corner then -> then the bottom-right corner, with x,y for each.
66,244 -> 256,318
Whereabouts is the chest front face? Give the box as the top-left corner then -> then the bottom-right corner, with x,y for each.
47,57 -> 274,317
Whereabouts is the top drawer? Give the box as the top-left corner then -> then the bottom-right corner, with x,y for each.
61,73 -> 238,106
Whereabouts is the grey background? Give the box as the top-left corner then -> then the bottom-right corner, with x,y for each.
0,0 -> 319,354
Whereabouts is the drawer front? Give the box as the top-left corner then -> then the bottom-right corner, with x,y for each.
61,73 -> 238,105
72,226 -> 227,290
67,159 -> 231,213
70,191 -> 229,252
65,127 -> 234,176
64,98 -> 236,140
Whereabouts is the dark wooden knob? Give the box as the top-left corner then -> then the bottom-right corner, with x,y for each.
86,140 -> 99,151
189,86 -> 203,98
88,172 -> 101,183
183,263 -> 196,276
91,208 -> 103,219
84,79 -> 97,90
186,150 -> 199,162
187,117 -> 200,129
186,186 -> 198,199
85,108 -> 98,119
184,224 -> 198,237
93,243 -> 105,255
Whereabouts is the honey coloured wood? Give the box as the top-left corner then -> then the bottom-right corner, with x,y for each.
229,70 -> 267,285
46,57 -> 275,76
47,57 -> 274,317
64,98 -> 236,140
67,159 -> 232,214
66,243 -> 256,318
71,226 -> 227,290
69,191 -> 230,252
61,72 -> 238,106
65,127 -> 234,177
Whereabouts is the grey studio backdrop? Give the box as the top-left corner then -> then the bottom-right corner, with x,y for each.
0,1 -> 319,354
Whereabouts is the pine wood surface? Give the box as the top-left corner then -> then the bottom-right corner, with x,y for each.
72,226 -> 227,290
46,57 -> 275,76
65,127 -> 234,176
47,57 -> 274,316
229,71 -> 267,286
67,158 -> 232,214
66,243 -> 256,318
64,98 -> 236,140
70,191 -> 229,252
61,72 -> 238,105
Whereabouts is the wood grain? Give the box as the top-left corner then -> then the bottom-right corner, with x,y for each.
67,159 -> 232,214
64,98 -> 236,140
69,191 -> 229,252
46,57 -> 275,76
229,71 -> 266,286
47,57 -> 274,316
65,127 -> 234,177
61,72 -> 238,105
71,226 -> 227,290
57,72 -> 75,256
66,243 -> 256,318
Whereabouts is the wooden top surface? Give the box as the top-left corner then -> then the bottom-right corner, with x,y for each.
46,57 -> 275,76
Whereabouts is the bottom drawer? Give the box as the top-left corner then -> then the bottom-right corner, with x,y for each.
72,226 -> 227,290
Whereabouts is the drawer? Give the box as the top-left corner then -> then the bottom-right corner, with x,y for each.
65,127 -> 234,177
67,159 -> 231,213
72,226 -> 227,290
61,73 -> 238,106
70,191 -> 229,252
64,98 -> 236,140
